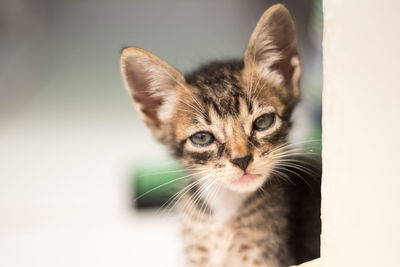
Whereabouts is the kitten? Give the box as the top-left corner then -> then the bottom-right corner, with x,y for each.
120,4 -> 320,267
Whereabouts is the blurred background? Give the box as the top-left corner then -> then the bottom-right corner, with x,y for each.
0,0 -> 322,266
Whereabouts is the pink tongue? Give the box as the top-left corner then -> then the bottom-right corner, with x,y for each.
239,173 -> 255,182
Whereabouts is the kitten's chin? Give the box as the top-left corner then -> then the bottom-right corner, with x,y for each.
224,173 -> 268,193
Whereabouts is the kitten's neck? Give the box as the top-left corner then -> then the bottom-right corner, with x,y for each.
203,183 -> 250,222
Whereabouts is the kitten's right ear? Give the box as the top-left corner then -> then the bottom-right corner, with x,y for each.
120,47 -> 183,141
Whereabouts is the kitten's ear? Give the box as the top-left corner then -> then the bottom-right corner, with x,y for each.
244,4 -> 301,98
120,47 -> 183,140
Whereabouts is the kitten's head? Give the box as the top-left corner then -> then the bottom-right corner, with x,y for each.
120,4 -> 301,193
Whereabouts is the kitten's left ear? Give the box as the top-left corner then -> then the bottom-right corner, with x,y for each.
120,47 -> 184,141
244,4 -> 301,98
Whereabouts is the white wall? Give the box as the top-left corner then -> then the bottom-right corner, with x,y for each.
322,1 -> 400,267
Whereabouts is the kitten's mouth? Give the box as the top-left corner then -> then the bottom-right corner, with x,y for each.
236,173 -> 259,183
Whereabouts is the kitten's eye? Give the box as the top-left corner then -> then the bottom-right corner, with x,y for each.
253,113 -> 275,131
189,132 -> 214,146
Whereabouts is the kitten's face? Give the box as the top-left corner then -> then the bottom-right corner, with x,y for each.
120,4 -> 300,193
169,63 -> 296,193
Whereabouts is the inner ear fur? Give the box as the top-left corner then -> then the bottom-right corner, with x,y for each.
120,47 -> 185,140
244,4 -> 301,100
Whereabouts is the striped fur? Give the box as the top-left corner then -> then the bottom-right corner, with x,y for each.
120,4 -> 320,267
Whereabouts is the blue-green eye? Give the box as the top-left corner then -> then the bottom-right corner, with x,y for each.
189,132 -> 214,146
253,113 -> 275,131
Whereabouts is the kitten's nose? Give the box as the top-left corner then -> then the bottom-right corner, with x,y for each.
230,154 -> 252,171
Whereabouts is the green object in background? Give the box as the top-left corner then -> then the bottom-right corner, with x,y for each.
133,160 -> 186,209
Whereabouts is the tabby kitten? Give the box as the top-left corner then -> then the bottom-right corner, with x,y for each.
120,4 -> 320,267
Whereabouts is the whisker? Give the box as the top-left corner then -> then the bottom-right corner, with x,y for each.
134,169 -> 210,202
273,165 -> 312,190
175,174 -> 215,215
157,171 -> 210,211
137,167 -> 206,178
160,174 -> 212,215
273,162 -> 315,176
268,140 -> 321,154
197,179 -> 219,220
269,151 -> 319,159
273,158 -> 320,169
270,169 -> 295,185
181,178 -> 214,220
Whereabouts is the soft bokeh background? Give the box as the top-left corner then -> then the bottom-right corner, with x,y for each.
0,0 -> 322,266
